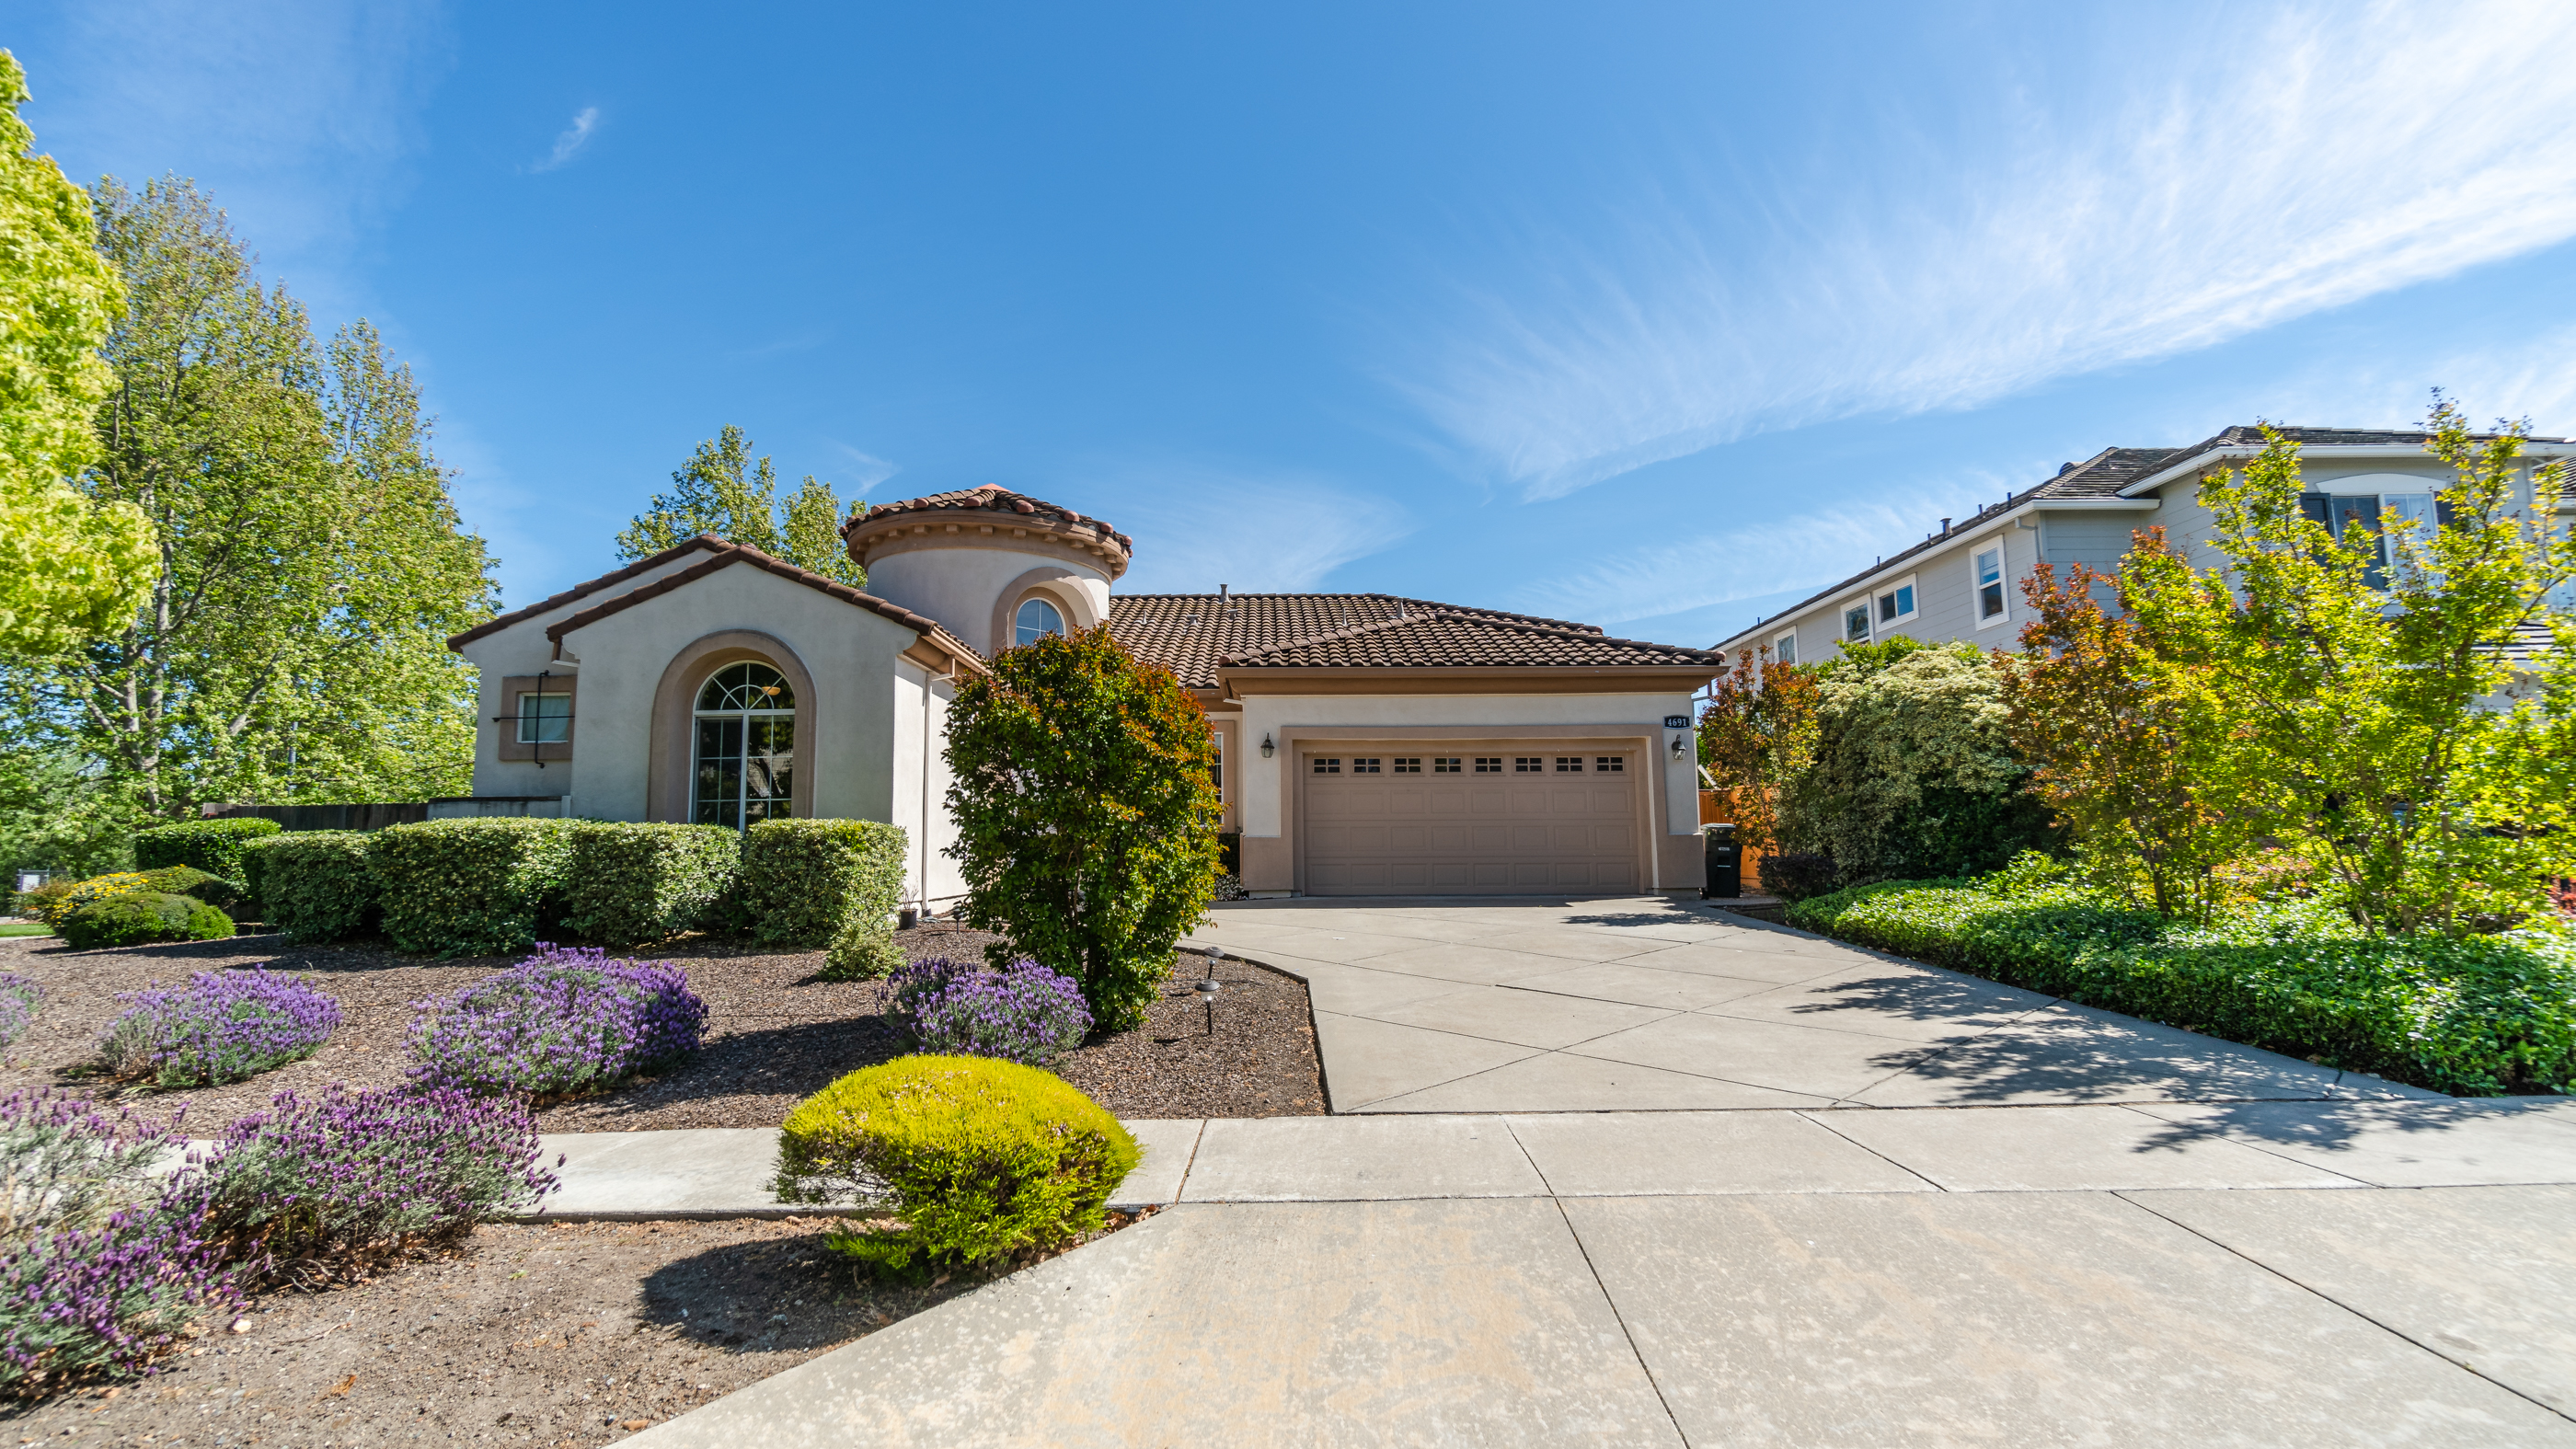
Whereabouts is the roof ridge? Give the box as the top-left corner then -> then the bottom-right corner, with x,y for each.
449,535 -> 731,650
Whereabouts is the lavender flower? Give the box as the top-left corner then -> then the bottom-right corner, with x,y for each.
197,1083 -> 558,1274
98,969 -> 340,1087
406,944 -> 708,1097
885,956 -> 1092,1065
0,1090 -> 240,1392
0,975 -> 39,1052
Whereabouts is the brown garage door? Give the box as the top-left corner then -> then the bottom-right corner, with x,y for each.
1302,752 -> 1639,896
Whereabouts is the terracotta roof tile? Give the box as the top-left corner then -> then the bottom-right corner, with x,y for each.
532,540 -> 985,671
847,484 -> 1133,554
1108,592 -> 1711,682
447,535 -> 731,649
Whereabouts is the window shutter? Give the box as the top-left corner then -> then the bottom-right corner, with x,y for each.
2433,492 -> 2455,527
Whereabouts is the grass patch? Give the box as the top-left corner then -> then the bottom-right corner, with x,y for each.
0,923 -> 52,937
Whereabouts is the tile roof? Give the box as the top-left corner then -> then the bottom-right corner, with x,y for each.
448,535 -> 731,649
525,538 -> 985,669
1713,423 -> 2575,650
1109,592 -> 1714,684
846,485 -> 1133,554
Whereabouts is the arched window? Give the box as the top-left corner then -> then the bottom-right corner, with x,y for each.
1014,596 -> 1065,648
693,662 -> 795,829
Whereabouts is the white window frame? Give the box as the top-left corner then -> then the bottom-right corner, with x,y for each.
1771,629 -> 1798,665
1872,574 -> 1919,631
1842,601 -> 1871,643
515,692 -> 572,745
1972,542 -> 2010,630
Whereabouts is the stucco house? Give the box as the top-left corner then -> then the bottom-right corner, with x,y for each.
448,486 -> 1723,907
1714,425 -> 2576,665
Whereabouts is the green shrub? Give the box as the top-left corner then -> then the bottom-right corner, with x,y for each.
558,822 -> 741,948
737,819 -> 907,980
14,876 -> 83,926
28,871 -> 155,928
1789,873 -> 2576,1096
253,833 -> 377,943
367,819 -> 575,959
132,818 -> 280,886
60,892 -> 236,950
136,865 -> 243,914
772,1055 -> 1138,1280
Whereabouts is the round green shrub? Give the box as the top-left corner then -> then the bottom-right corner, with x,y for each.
136,865 -> 243,914
132,817 -> 281,883
771,1055 -> 1139,1281
60,892 -> 236,950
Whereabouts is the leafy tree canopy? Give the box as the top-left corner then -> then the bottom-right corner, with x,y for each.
615,424 -> 863,585
0,50 -> 155,656
1696,643 -> 1817,855
0,177 -> 494,828
942,627 -> 1220,1031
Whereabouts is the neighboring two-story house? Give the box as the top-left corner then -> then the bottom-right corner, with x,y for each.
1715,425 -> 2576,665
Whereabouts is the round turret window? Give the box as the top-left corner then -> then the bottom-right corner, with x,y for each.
1014,597 -> 1065,648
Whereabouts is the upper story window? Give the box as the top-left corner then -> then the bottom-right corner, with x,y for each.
1876,578 -> 1917,627
516,693 -> 571,744
1845,575 -> 1918,644
2302,489 -> 2437,589
1014,597 -> 1066,648
1772,630 -> 1797,666
1843,603 -> 1870,642
1975,546 -> 2008,626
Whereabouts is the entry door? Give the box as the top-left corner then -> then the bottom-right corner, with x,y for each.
1301,752 -> 1639,896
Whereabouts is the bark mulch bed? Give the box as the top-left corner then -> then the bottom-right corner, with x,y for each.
0,1210 -> 1152,1446
0,923 -> 1323,1133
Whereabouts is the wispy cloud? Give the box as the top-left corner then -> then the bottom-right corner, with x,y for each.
2261,323 -> 2576,441
1108,466 -> 1414,594
530,107 -> 600,173
1513,476 -> 1999,627
822,442 -> 902,493
1391,0 -> 2576,501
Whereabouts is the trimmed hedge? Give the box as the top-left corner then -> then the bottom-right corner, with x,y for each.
250,833 -> 377,944
558,823 -> 741,948
132,818 -> 280,886
739,820 -> 908,980
1788,878 -> 2576,1097
60,892 -> 236,950
368,819 -> 575,959
772,1055 -> 1137,1280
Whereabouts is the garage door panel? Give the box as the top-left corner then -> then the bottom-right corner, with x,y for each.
1305,750 -> 1639,896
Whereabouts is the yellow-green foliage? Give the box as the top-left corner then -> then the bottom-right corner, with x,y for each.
29,871 -> 154,927
771,1055 -> 1138,1280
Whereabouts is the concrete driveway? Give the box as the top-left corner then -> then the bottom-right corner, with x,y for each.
1181,895 -> 2435,1111
620,897 -> 2576,1446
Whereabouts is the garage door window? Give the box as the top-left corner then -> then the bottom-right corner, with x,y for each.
1351,758 -> 1381,773
1554,757 -> 1584,772
1434,758 -> 1462,773
1594,757 -> 1624,772
1313,758 -> 1340,774
1515,757 -> 1543,772
1392,758 -> 1421,773
1475,757 -> 1502,773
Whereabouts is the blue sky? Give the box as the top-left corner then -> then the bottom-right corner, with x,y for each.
16,1 -> 2576,646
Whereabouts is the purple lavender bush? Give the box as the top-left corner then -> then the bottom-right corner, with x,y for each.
406,944 -> 707,1097
197,1084 -> 558,1277
97,969 -> 341,1087
0,975 -> 40,1052
885,956 -> 1093,1065
0,1090 -> 240,1394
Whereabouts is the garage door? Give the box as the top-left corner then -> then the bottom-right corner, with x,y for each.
1302,752 -> 1639,896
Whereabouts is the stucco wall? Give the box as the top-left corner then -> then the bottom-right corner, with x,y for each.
457,551 -> 712,799
864,545 -> 1110,657
550,564 -> 920,822
892,661 -> 967,907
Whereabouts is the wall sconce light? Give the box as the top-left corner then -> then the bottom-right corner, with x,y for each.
1670,735 -> 1688,760
1259,734 -> 1275,758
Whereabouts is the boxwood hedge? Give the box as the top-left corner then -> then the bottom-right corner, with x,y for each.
248,832 -> 378,944
368,819 -> 575,959
1788,875 -> 2576,1097
132,818 -> 281,886
738,819 -> 908,980
557,822 -> 741,948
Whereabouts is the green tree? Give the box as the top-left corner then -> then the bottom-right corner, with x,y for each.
2120,405 -> 2576,933
1696,643 -> 1818,855
0,178 -> 493,817
1999,546 -> 2254,920
616,425 -> 863,585
0,50 -> 155,656
1776,638 -> 2057,885
942,627 -> 1221,1030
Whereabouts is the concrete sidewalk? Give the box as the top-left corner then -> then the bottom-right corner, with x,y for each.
539,1098 -> 2576,1219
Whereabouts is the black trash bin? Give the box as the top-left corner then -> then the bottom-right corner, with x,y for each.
1701,822 -> 1741,899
